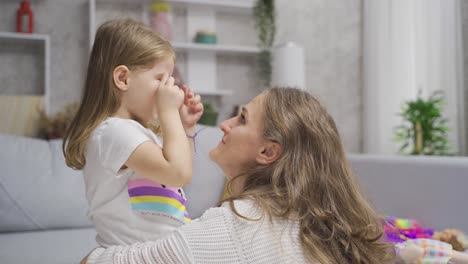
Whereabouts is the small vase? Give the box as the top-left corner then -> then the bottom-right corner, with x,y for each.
150,2 -> 172,41
16,0 -> 34,33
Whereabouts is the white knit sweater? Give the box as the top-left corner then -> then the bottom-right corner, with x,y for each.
87,200 -> 308,264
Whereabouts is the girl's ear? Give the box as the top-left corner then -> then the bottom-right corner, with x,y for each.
113,65 -> 130,91
256,142 -> 282,165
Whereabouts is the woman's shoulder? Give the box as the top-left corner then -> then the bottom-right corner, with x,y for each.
178,200 -> 263,236
180,200 -> 254,226
220,199 -> 263,219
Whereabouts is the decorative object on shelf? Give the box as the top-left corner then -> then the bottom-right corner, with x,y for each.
150,1 -> 172,41
254,0 -> 276,86
149,1 -> 185,86
194,30 -> 217,44
16,0 -> 34,33
271,42 -> 305,89
38,103 -> 78,139
198,103 -> 218,126
394,90 -> 453,156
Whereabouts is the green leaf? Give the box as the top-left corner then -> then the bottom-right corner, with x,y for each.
394,90 -> 451,156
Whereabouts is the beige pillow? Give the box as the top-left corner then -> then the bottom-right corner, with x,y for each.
0,95 -> 43,137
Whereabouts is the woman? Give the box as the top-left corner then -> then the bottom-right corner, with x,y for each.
83,87 -> 394,264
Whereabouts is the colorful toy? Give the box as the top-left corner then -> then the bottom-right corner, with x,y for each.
397,239 -> 468,264
385,217 -> 434,243
385,217 -> 468,263
433,229 -> 468,252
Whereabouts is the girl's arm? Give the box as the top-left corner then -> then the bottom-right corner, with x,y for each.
126,74 -> 192,187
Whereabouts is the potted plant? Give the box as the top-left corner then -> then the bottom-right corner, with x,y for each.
38,103 -> 79,139
254,0 -> 276,86
198,103 -> 218,126
394,90 -> 453,156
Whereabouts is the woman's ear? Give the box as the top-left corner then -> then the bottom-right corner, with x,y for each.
113,65 -> 130,91
256,142 -> 282,165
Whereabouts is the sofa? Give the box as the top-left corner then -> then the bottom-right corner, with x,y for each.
1,125 -> 467,264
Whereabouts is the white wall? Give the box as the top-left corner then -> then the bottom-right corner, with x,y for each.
363,0 -> 465,155
0,0 -> 364,152
275,0 -> 363,152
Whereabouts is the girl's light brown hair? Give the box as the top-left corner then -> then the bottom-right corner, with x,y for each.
223,87 -> 395,263
63,18 -> 174,170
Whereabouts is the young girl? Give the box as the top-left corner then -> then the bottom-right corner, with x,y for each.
63,19 -> 203,247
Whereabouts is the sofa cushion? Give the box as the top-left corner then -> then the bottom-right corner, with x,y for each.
0,135 -> 91,232
182,125 -> 226,219
0,125 -> 225,233
0,227 -> 97,264
348,154 -> 468,233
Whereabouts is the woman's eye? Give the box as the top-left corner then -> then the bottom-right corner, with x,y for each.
239,114 -> 246,124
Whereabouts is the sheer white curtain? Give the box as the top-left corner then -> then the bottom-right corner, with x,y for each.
363,0 -> 465,155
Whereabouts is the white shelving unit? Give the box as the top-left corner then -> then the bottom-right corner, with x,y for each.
171,42 -> 259,54
88,0 -> 258,96
169,0 -> 255,11
90,0 -> 254,15
0,32 -> 50,114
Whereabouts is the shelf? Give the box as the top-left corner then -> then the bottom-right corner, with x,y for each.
0,32 -> 51,114
88,0 -> 255,97
168,0 -> 254,12
95,0 -> 255,12
172,42 -> 259,54
0,32 -> 49,43
195,89 -> 233,96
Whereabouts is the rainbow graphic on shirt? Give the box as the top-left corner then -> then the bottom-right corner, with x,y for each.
128,178 -> 191,223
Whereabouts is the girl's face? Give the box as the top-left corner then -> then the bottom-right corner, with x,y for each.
126,58 -> 174,124
209,95 -> 266,179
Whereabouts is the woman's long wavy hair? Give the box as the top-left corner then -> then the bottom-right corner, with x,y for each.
223,87 -> 394,263
63,18 -> 174,170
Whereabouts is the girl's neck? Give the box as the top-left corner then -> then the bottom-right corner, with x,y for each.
111,105 -> 149,125
111,107 -> 133,120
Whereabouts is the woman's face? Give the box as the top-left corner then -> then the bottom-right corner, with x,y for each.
209,94 -> 266,179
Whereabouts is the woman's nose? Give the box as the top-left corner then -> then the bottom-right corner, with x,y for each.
219,119 -> 232,134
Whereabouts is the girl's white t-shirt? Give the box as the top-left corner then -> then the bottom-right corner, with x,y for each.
83,117 -> 190,248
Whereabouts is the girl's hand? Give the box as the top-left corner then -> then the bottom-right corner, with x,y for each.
180,85 -> 204,131
80,250 -> 92,264
155,73 -> 185,114
80,255 -> 88,264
